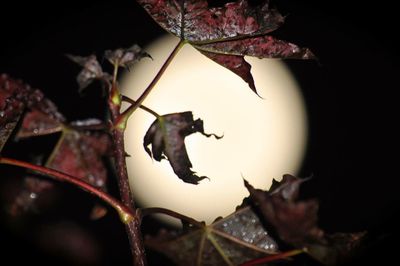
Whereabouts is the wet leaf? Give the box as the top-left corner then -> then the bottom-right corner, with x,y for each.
46,125 -> 112,191
245,175 -> 366,265
10,175 -> 54,216
0,75 -> 29,152
143,111 -> 221,184
146,206 -> 279,266
245,175 -> 324,246
104,44 -> 151,69
137,0 -> 314,94
66,54 -> 112,91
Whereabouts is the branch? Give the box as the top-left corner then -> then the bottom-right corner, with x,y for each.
141,207 -> 205,228
0,156 -> 135,224
115,39 -> 185,130
121,95 -> 160,118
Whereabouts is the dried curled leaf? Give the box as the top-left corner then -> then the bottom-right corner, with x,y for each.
137,0 -> 315,94
104,44 -> 151,69
143,111 -> 221,184
66,54 -> 112,91
245,175 -> 366,265
146,206 -> 278,266
245,175 -> 324,246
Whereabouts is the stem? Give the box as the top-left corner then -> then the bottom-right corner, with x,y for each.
117,39 -> 185,126
141,207 -> 205,228
121,95 -> 160,118
0,157 -> 135,223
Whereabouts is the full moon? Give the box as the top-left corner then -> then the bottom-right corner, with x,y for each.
121,35 -> 307,225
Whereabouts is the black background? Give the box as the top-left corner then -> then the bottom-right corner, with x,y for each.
0,0 -> 398,265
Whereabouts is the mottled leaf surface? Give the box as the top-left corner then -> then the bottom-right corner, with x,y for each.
146,206 -> 278,266
46,126 -> 111,191
137,0 -> 314,94
143,111 -> 221,184
245,175 -> 366,265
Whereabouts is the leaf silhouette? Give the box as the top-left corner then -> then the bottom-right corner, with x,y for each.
137,0 -> 315,94
146,206 -> 279,266
245,175 -> 325,246
245,175 -> 366,265
143,111 -> 221,184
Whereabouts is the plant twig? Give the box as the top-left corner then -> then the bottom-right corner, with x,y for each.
121,95 -> 160,118
141,207 -> 205,228
115,39 -> 185,130
0,156 -> 135,223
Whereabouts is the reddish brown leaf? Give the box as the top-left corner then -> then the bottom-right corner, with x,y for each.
198,51 -> 256,93
146,206 -> 278,266
137,0 -> 283,42
245,175 -> 324,246
10,175 -> 54,216
143,111 -> 221,184
0,74 -> 29,152
46,127 -> 111,190
245,175 -> 366,265
137,0 -> 314,94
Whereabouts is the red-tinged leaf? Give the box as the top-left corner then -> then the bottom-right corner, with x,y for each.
245,175 -> 325,246
245,175 -> 366,265
196,35 -> 315,59
1,74 -> 62,151
145,206 -> 278,266
9,175 -> 54,216
0,74 -> 29,152
198,51 -> 256,93
104,44 -> 151,69
143,111 -> 221,184
137,0 -> 283,43
137,0 -> 314,94
16,109 -> 63,139
46,127 -> 111,191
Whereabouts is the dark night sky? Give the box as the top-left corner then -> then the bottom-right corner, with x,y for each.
0,1 -> 399,265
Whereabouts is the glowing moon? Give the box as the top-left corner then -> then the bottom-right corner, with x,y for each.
121,35 -> 307,225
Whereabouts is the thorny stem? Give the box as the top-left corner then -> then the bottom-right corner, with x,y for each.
121,95 -> 160,118
115,39 -> 185,130
141,207 -> 205,228
0,157 -> 135,223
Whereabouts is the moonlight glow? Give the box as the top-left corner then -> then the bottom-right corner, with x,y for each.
121,35 -> 307,225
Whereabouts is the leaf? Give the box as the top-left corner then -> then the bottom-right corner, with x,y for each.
46,124 -> 112,191
245,175 -> 324,246
1,74 -> 63,152
9,175 -> 54,216
0,74 -> 29,152
104,44 -> 151,69
137,0 -> 315,94
66,54 -> 112,91
146,206 -> 279,266
143,111 -> 221,184
245,175 -> 366,265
